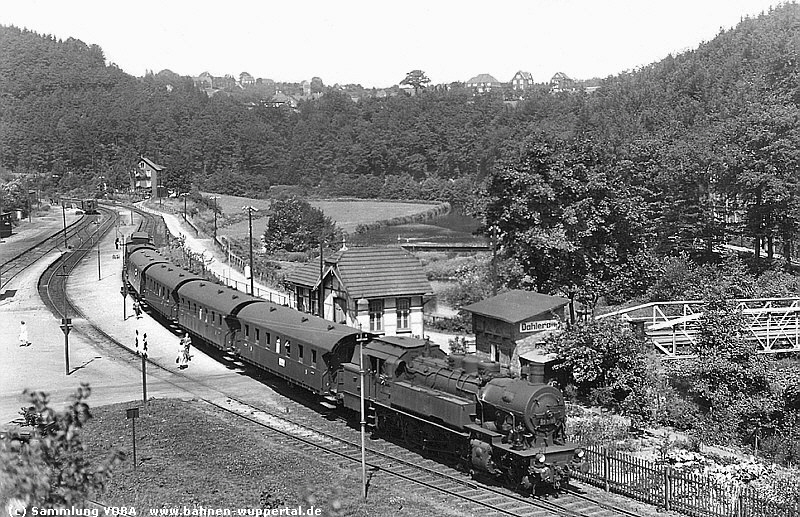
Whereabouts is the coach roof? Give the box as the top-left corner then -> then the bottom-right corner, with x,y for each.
128,249 -> 169,271
145,262 -> 201,292
237,302 -> 361,352
178,280 -> 262,315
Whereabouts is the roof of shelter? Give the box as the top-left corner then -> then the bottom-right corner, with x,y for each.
462,290 -> 569,324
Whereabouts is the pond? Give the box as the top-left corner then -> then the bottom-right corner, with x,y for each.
349,210 -> 487,247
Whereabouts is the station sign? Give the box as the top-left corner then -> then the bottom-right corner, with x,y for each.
520,319 -> 561,333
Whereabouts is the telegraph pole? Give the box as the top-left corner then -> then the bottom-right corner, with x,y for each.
242,206 -> 258,295
210,196 -> 220,240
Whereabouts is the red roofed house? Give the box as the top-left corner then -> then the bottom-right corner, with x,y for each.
463,290 -> 571,372
285,246 -> 433,337
131,157 -> 164,198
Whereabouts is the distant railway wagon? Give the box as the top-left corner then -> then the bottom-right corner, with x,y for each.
61,197 -> 99,215
123,234 -> 587,493
0,212 -> 12,238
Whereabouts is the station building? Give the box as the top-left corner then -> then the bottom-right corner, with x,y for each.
285,246 -> 432,338
463,290 -> 570,373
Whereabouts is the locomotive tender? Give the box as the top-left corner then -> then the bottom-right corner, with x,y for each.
123,233 -> 587,492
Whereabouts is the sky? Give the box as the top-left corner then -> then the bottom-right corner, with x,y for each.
0,0 -> 788,88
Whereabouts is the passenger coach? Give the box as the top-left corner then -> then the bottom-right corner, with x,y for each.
235,303 -> 363,394
177,280 -> 263,352
126,248 -> 169,297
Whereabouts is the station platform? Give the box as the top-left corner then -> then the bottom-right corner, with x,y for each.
0,207 -> 281,425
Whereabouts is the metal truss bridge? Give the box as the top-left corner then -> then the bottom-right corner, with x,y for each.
596,298 -> 800,359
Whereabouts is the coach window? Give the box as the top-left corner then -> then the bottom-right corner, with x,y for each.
275,337 -> 281,354
311,349 -> 317,365
285,340 -> 291,357
255,328 -> 260,343
266,332 -> 271,345
245,324 -> 250,339
298,344 -> 304,362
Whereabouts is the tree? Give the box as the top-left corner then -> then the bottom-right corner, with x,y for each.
667,299 -> 777,442
263,197 -> 341,253
0,384 -> 124,509
400,70 -> 431,93
544,318 -> 658,421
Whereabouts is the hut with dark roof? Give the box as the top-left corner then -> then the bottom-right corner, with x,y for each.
285,246 -> 432,337
463,290 -> 570,369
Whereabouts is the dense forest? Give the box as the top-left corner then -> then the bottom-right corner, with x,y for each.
3,3 -> 800,467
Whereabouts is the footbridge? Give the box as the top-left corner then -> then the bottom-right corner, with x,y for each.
596,298 -> 800,359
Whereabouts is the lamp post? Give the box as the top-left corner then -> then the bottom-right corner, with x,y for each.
210,196 -> 220,240
61,203 -> 68,249
242,206 -> 258,295
93,217 -> 101,281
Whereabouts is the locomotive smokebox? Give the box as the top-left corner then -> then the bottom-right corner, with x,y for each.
479,377 -> 565,435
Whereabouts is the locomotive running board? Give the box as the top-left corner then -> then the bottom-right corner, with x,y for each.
372,401 -> 470,438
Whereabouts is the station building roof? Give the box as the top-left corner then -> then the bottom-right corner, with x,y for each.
285,246 -> 432,299
463,290 -> 569,324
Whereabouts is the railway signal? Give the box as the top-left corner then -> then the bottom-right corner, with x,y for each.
140,333 -> 148,404
59,317 -> 72,376
120,284 -> 128,320
356,329 -> 370,500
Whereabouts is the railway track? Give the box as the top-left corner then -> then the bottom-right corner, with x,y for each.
30,204 -> 647,517
0,208 -> 102,291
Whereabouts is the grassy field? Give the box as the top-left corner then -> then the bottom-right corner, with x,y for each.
82,398 -> 479,516
202,194 -> 439,238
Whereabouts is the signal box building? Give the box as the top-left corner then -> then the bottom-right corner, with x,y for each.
463,290 -> 570,371
285,246 -> 432,338
131,157 -> 164,198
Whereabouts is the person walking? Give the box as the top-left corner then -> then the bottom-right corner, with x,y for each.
177,333 -> 191,369
18,321 -> 30,347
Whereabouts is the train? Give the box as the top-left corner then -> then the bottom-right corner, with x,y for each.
123,233 -> 587,492
61,197 -> 99,215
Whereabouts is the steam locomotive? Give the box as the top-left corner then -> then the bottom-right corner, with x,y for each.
123,233 -> 587,492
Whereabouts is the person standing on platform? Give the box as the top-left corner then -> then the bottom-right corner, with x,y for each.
177,333 -> 191,369
18,321 -> 30,347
